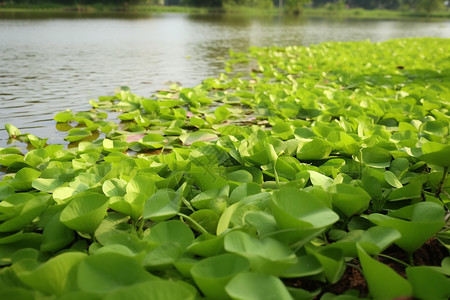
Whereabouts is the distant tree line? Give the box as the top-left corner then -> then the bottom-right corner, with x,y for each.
178,0 -> 447,11
7,0 -> 448,12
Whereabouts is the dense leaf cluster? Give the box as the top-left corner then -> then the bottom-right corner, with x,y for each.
1,38 -> 450,299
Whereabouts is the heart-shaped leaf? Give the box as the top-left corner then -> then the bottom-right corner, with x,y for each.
60,192 -> 109,234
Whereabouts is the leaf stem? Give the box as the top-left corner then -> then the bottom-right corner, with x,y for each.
377,253 -> 411,268
436,166 -> 449,199
346,262 -> 363,273
178,213 -> 208,235
137,218 -> 145,237
89,233 -> 97,243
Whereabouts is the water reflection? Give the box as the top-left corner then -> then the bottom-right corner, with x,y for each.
0,13 -> 449,148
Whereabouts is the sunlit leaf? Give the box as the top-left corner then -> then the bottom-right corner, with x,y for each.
60,192 -> 109,234
225,272 -> 293,300
191,253 -> 250,300
357,244 -> 412,299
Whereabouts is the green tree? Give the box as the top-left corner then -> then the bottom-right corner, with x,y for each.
417,0 -> 445,13
180,0 -> 222,7
285,0 -> 311,14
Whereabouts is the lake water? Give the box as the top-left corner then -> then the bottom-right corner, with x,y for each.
1,12 -> 450,148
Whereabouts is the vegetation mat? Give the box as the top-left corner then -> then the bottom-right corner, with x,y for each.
1,37 -> 450,299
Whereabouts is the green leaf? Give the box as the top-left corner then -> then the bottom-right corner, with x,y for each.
224,230 -> 297,276
297,138 -> 332,160
214,105 -> 231,123
187,209 -> 220,234
384,171 -> 403,188
308,170 -> 333,188
104,279 -> 196,300
329,183 -> 371,217
145,220 -> 194,249
229,182 -> 261,205
0,185 -> 14,200
60,192 -> 109,234
307,247 -> 346,284
54,110 -> 74,123
357,244 -> 412,299
64,128 -> 92,142
143,220 -> 194,269
139,134 -> 165,149
15,252 -> 87,295
361,147 -> 391,168
179,130 -> 218,146
41,210 -> 74,252
282,254 -> 323,278
102,139 -> 129,153
187,233 -> 225,257
406,266 -> 450,300
270,187 -> 339,246
9,167 -> 41,191
5,124 -> 21,138
102,179 -> 127,198
191,253 -> 250,300
387,183 -> 422,201
0,194 -> 48,232
143,189 -> 181,221
367,202 -> 445,253
77,252 -> 154,294
419,142 -> 450,167
225,272 -> 293,300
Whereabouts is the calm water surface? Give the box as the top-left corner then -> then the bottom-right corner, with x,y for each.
0,13 -> 449,148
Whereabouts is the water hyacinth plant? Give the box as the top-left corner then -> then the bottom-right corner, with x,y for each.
1,37 -> 450,299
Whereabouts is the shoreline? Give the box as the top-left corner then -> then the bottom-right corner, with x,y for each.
1,5 -> 449,20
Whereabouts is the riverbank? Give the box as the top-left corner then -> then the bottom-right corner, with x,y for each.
1,4 -> 450,20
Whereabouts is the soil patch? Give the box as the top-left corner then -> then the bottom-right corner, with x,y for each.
284,238 -> 449,298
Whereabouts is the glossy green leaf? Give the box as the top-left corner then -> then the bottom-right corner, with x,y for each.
358,226 -> 401,255
187,233 -> 225,257
329,183 -> 371,217
0,194 -> 48,232
282,254 -> 323,278
225,272 -> 293,300
77,252 -> 153,294
41,210 -> 74,252
60,192 -> 109,234
15,252 -> 87,295
145,220 -> 194,249
54,110 -> 74,123
139,134 -> 165,149
308,247 -> 346,284
187,209 -> 220,234
5,124 -> 21,138
357,244 -> 412,299
9,167 -> 41,192
102,179 -> 127,198
64,128 -> 92,142
406,266 -> 450,300
361,147 -> 391,168
297,138 -> 332,160
102,139 -> 128,153
367,202 -> 445,253
419,141 -> 450,167
270,187 -> 339,245
384,171 -> 403,188
104,279 -> 196,300
180,130 -> 218,146
142,189 -> 181,221
387,183 -> 422,201
191,253 -> 250,300
224,230 -> 297,276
